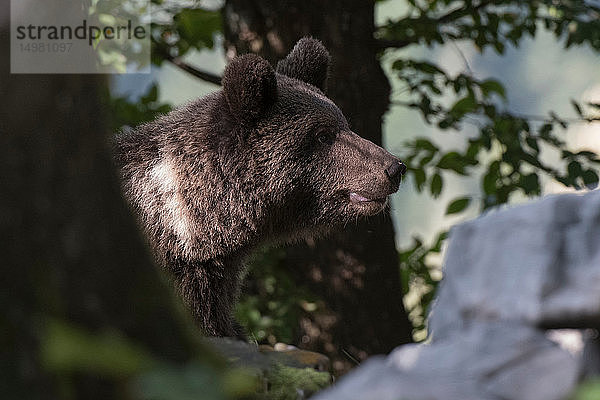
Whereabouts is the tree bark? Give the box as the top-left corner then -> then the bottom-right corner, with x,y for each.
223,0 -> 413,373
0,13 -> 214,398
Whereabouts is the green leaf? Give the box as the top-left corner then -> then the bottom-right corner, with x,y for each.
445,197 -> 471,215
539,123 -> 553,137
414,138 -> 438,152
562,150 -> 575,159
437,152 -> 467,175
430,231 -> 449,253
437,117 -> 453,130
583,170 -> 599,188
466,140 -> 481,158
525,137 -> 539,153
419,153 -> 435,167
520,173 -> 540,194
483,171 -> 497,195
391,59 -> 407,71
449,94 -> 478,117
430,173 -> 443,198
483,104 -> 497,118
175,8 -> 221,49
414,61 -> 444,75
480,79 -> 506,100
568,160 -> 583,178
493,41 -> 505,54
413,168 -> 427,191
141,84 -> 158,104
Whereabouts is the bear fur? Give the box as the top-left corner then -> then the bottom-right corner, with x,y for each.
114,38 -> 406,337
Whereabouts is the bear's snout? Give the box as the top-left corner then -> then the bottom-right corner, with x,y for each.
335,130 -> 406,197
385,160 -> 407,186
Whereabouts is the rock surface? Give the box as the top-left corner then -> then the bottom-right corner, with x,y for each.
315,190 -> 600,400
430,191 -> 600,337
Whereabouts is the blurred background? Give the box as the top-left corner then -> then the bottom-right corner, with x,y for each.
2,0 -> 600,398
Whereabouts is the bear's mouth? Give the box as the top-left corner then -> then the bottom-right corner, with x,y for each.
349,192 -> 387,204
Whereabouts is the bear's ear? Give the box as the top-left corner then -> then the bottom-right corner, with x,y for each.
222,54 -> 277,125
276,37 -> 330,92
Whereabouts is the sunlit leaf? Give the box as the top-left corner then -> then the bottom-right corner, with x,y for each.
413,168 -> 427,191
480,79 -> 506,100
449,95 -> 478,116
175,8 -> 221,49
430,173 -> 443,198
445,197 -> 471,215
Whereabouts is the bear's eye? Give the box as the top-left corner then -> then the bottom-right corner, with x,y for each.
316,129 -> 335,145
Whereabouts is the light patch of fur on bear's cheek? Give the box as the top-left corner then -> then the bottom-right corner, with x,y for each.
148,158 -> 194,249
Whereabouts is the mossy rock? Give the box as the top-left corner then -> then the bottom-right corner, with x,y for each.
204,338 -> 332,399
265,363 -> 331,399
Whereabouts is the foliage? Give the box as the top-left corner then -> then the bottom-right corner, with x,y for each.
570,379 -> 600,400
107,2 -> 221,129
107,83 -> 171,131
41,318 -> 156,377
236,248 -> 323,345
391,61 -> 600,204
40,318 -> 256,400
135,363 -> 228,400
86,0 -> 152,72
135,362 -> 257,400
150,1 -> 221,64
264,364 -> 331,400
377,0 -> 600,52
377,0 -> 600,338
399,231 -> 447,339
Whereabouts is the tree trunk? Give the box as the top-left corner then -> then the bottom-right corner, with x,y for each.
223,0 -> 413,373
0,12 -> 214,398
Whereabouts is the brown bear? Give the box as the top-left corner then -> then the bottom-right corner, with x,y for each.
114,38 -> 406,338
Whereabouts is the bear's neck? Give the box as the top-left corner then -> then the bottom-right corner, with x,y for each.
166,253 -> 246,337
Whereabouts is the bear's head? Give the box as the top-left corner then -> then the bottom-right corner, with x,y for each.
219,38 -> 405,238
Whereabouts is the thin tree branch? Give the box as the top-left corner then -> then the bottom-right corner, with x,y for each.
377,0 -> 492,50
506,111 -> 600,124
436,0 -> 491,24
164,54 -> 222,86
376,38 -> 412,50
450,40 -> 473,75
390,100 -> 600,125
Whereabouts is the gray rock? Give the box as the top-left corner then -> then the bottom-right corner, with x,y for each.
314,190 -> 600,400
430,190 -> 600,338
315,322 -> 578,400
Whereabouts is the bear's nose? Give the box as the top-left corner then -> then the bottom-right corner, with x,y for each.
385,160 -> 407,184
